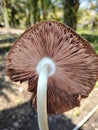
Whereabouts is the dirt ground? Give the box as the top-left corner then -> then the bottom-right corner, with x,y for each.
1,82 -> 98,130
0,28 -> 98,130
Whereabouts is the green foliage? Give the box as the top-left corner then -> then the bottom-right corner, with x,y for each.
77,28 -> 98,54
0,0 -> 98,30
95,82 -> 98,87
77,1 -> 98,30
0,0 -> 62,28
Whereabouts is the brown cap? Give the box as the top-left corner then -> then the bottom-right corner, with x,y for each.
6,21 -> 98,115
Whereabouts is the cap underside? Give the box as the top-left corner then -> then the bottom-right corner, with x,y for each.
6,21 -> 98,114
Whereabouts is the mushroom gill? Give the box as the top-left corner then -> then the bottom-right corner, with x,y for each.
6,21 -> 98,115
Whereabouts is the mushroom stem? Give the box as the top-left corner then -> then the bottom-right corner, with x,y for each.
37,64 -> 50,130
36,57 -> 56,130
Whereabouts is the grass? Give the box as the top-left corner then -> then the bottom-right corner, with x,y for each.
77,28 -> 98,87
77,28 -> 98,35
95,82 -> 98,87
77,28 -> 98,54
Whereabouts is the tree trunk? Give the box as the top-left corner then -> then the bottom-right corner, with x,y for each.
33,0 -> 38,24
29,0 -> 33,25
41,0 -> 48,20
27,0 -> 40,26
3,0 -> 10,29
63,0 -> 79,30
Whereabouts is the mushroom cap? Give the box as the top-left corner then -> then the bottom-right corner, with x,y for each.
6,21 -> 98,115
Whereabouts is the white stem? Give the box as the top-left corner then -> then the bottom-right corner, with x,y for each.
37,64 -> 49,130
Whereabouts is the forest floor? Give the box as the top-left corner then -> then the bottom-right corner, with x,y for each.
0,28 -> 98,130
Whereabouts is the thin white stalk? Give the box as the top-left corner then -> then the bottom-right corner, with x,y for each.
37,64 -> 49,130
72,104 -> 98,130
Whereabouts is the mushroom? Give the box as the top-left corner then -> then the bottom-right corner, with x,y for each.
6,21 -> 98,130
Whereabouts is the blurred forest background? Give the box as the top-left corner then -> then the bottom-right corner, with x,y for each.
0,0 -> 98,130
0,0 -> 98,52
0,0 -> 98,30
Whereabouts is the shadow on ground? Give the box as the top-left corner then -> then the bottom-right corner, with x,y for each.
0,37 -> 17,44
0,101 -> 78,130
0,45 -> 11,55
0,35 -> 18,101
0,37 -> 16,55
0,74 -> 17,102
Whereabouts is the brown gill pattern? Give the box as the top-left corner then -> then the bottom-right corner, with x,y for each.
6,21 -> 98,114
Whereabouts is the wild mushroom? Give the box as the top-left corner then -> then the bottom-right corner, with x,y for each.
6,21 -> 98,130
